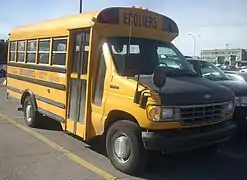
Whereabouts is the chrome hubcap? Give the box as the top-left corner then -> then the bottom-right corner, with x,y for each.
113,135 -> 130,163
26,104 -> 32,122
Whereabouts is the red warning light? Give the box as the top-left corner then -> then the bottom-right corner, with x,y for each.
100,11 -> 110,23
97,8 -> 119,24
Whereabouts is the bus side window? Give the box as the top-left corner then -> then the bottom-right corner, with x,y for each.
9,41 -> 16,62
17,41 -> 26,62
38,39 -> 50,65
27,40 -> 36,63
52,37 -> 67,66
93,49 -> 106,106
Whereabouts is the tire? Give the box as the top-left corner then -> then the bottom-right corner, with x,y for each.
106,120 -> 147,175
23,96 -> 40,128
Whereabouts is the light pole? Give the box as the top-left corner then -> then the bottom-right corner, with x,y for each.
224,43 -> 230,66
189,33 -> 200,57
225,43 -> 229,60
79,0 -> 84,13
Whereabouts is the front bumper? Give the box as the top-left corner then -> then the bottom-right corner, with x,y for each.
234,106 -> 247,128
142,121 -> 236,153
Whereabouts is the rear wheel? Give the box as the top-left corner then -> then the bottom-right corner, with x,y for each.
106,120 -> 147,175
23,96 -> 41,128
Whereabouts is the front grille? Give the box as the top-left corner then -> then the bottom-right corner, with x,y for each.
181,102 -> 226,126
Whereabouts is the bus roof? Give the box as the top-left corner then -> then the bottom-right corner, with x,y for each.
9,7 -> 179,41
9,10 -> 100,40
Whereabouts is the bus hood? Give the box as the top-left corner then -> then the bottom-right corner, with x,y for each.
138,76 -> 235,106
216,80 -> 247,97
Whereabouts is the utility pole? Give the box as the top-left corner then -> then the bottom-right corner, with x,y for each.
189,33 -> 200,57
224,43 -> 230,66
225,43 -> 229,60
79,0 -> 83,13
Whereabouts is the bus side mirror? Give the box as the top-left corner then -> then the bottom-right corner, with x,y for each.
152,66 -> 167,89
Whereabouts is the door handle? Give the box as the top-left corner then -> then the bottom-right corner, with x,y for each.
110,84 -> 119,89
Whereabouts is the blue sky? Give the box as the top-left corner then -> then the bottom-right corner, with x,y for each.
1,0 -> 246,56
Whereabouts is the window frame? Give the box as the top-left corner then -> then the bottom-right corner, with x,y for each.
17,40 -> 26,63
51,36 -> 68,67
9,41 -> 17,62
37,38 -> 51,65
26,39 -> 37,64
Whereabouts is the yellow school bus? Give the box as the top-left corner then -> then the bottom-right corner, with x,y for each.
6,6 -> 236,174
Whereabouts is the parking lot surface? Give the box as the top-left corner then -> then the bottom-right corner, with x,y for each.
0,78 -> 247,180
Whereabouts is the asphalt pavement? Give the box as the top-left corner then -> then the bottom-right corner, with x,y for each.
1,77 -> 247,180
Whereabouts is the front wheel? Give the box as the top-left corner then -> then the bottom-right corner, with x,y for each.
106,120 -> 147,175
23,96 -> 41,128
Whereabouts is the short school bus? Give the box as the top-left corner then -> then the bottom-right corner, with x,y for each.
6,6 -> 236,174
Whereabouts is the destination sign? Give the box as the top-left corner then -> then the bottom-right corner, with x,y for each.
123,11 -> 157,29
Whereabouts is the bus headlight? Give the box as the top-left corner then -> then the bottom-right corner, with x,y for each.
235,96 -> 247,107
147,105 -> 161,122
224,101 -> 234,114
161,107 -> 180,121
147,105 -> 180,122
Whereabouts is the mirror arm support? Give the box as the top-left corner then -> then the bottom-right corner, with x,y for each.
133,75 -> 140,104
133,90 -> 141,104
133,90 -> 149,109
134,67 -> 167,109
139,92 -> 149,109
158,87 -> 162,95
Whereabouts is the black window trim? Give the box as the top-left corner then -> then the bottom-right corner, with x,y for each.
93,48 -> 106,106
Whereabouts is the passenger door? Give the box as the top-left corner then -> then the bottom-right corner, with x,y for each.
67,29 -> 90,137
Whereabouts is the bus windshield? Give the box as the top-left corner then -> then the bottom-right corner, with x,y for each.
107,37 -> 197,77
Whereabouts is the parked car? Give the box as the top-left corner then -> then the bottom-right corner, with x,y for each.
187,58 -> 247,130
0,64 -> 6,77
223,71 -> 247,83
239,68 -> 247,72
220,66 -> 241,72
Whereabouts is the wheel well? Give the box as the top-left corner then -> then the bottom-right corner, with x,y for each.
104,110 -> 140,133
21,91 -> 30,105
20,90 -> 37,111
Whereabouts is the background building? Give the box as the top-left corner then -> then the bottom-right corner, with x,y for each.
201,48 -> 247,64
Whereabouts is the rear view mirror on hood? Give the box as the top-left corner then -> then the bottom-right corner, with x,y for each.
152,66 -> 167,89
